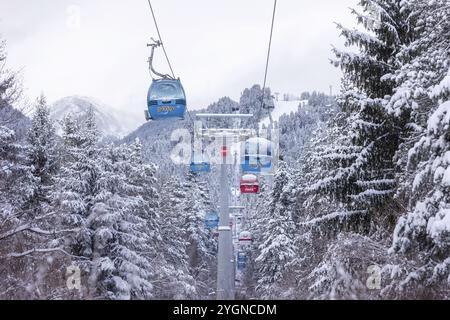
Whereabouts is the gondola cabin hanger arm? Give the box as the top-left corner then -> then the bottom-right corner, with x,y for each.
147,39 -> 174,80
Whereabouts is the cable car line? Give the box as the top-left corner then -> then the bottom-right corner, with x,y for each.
145,1 -> 279,188
260,0 -> 278,124
185,107 -> 196,131
142,2 -> 282,297
145,0 -> 197,130
147,0 -> 176,79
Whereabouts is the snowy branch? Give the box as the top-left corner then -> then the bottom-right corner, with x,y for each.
1,247 -> 90,260
0,224 -> 77,241
300,210 -> 368,227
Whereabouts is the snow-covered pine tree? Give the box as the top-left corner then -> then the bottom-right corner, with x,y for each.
383,0 -> 447,206
205,97 -> 240,128
293,117 -> 361,299
126,138 -> 161,265
0,126 -> 25,219
0,39 -> 22,119
302,104 -> 368,234
51,108 -> 104,297
87,142 -> 153,300
154,175 -> 196,299
0,44 -> 43,298
0,39 -> 32,236
255,162 -> 297,299
290,0 -> 422,300
329,0 -> 418,230
385,0 -> 450,298
24,95 -> 57,217
278,93 -> 336,165
51,110 -> 156,300
239,85 -> 272,128
0,125 -> 36,299
7,95 -> 68,299
182,172 -> 216,299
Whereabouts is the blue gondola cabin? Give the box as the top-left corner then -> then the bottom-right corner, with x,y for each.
190,151 -> 211,173
237,251 -> 248,271
146,79 -> 186,120
241,137 -> 273,173
190,162 -> 211,173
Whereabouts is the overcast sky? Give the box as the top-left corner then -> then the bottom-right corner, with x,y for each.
0,0 -> 358,125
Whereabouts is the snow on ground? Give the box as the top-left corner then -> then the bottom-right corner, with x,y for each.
260,100 -> 308,127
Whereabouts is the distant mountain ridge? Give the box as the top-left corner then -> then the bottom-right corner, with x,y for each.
50,96 -> 128,139
0,104 -> 30,140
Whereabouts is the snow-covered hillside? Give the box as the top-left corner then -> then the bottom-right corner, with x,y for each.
51,96 -> 128,139
261,99 -> 308,127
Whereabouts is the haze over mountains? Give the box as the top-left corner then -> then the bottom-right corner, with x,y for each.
50,96 -> 130,139
49,92 -> 310,142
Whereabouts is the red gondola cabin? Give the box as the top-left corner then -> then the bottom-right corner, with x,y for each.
239,231 -> 253,246
240,174 -> 259,194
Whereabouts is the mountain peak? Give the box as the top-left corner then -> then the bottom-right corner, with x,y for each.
51,96 -> 128,139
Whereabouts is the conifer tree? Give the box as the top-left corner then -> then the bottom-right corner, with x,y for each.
328,0 -> 418,228
25,95 -> 57,217
386,0 -> 450,297
182,173 -> 216,298
51,109 -> 103,298
88,143 -> 153,300
154,176 -> 196,299
255,162 -> 297,299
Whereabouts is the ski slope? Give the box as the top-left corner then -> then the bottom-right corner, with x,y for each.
261,100 -> 308,127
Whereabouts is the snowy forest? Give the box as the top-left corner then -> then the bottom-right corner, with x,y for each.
1,0 -> 450,300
